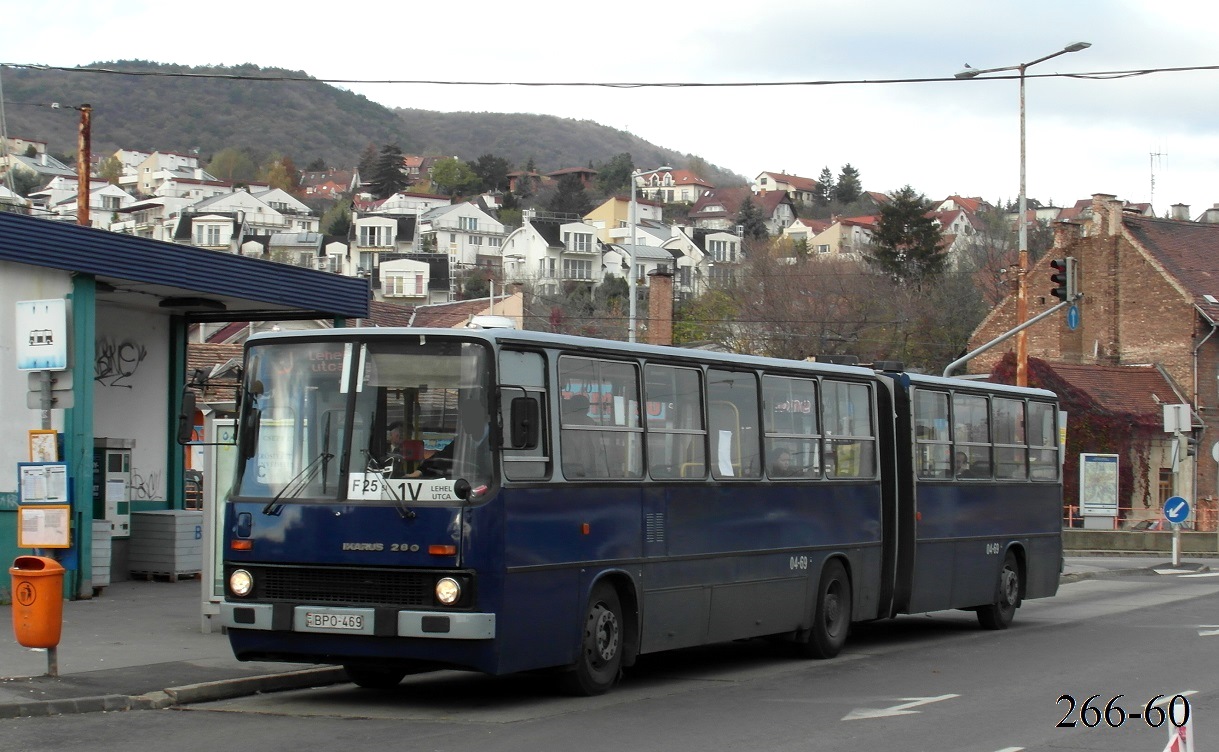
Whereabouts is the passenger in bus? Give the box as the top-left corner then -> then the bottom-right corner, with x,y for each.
561,395 -> 598,478
770,448 -> 800,477
956,451 -> 989,478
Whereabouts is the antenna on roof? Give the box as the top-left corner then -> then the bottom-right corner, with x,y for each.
1150,150 -> 1166,209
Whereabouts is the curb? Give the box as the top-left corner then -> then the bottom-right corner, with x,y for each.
0,666 -> 349,719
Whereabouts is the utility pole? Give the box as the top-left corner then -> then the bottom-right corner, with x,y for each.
76,103 -> 92,227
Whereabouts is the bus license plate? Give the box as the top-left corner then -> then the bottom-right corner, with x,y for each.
304,611 -> 364,631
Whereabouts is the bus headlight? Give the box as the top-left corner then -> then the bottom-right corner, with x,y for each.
435,577 -> 461,605
229,569 -> 254,597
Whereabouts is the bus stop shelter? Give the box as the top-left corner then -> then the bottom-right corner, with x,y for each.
0,210 -> 368,598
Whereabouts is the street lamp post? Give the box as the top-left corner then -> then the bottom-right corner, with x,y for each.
629,170 -> 641,343
956,42 -> 1090,386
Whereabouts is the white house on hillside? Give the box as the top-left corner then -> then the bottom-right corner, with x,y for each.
417,202 -> 506,265
502,213 -> 604,298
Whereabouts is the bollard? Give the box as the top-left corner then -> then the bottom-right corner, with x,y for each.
10,556 -> 65,676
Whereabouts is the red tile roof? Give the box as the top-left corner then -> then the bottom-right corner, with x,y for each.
1042,361 -> 1179,418
1123,214 -> 1219,322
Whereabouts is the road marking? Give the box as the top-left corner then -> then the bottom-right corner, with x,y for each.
841,693 -> 959,721
1181,572 -> 1219,578
1154,568 -> 1197,575
1198,625 -> 1219,637
993,748 -> 1024,752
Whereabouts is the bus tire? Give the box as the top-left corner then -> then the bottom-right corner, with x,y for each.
799,559 -> 851,659
559,581 -> 623,696
344,664 -> 407,690
977,550 -> 1021,630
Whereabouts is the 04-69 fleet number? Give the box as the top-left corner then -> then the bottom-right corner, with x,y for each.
789,555 -> 809,570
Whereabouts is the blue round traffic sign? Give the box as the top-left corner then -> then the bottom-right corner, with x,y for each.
1164,496 -> 1190,524
1066,304 -> 1080,331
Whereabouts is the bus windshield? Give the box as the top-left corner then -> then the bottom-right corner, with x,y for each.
234,337 -> 493,502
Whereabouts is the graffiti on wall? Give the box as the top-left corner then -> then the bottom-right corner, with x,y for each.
129,468 -> 162,500
95,337 -> 148,388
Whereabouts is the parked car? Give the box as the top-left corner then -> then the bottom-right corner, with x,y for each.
1129,519 -> 1192,531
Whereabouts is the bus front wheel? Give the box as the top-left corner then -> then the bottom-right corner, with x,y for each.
977,551 -> 1021,630
560,581 -> 623,696
799,559 -> 851,659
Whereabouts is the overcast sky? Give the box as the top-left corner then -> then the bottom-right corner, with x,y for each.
5,0 -> 1218,216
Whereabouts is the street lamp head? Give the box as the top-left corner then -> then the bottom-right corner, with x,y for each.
1063,41 -> 1091,53
954,66 -> 981,79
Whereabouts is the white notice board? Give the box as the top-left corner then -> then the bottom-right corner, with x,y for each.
1080,453 -> 1119,516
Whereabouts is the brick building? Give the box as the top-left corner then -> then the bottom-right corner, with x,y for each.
968,194 -> 1219,528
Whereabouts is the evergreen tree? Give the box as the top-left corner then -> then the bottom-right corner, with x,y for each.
471,153 -> 512,193
834,164 -> 862,204
357,143 -> 378,178
596,152 -> 634,196
323,203 -> 352,237
815,166 -> 835,207
370,144 -> 408,199
866,185 -> 946,284
736,195 -> 770,242
545,173 -> 594,216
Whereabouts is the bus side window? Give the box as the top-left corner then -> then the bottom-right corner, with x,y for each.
708,369 -> 762,479
499,349 -> 550,481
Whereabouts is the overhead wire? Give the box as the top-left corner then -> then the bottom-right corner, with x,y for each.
2,61 -> 1218,88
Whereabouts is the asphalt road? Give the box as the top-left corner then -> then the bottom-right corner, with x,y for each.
6,568 -> 1218,752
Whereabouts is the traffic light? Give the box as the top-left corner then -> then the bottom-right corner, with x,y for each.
1049,256 -> 1078,302
1185,433 -> 1199,458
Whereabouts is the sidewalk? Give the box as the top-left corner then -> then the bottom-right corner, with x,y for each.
1,556 -> 1211,719
0,577 -> 346,719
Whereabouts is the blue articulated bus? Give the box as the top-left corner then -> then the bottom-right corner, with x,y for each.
216,328 -> 1062,694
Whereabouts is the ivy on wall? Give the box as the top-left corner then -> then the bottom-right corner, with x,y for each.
990,354 -> 1159,521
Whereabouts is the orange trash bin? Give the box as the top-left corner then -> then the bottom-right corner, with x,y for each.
10,556 -> 65,649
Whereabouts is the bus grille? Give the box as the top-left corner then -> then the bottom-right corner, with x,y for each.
258,567 -> 433,608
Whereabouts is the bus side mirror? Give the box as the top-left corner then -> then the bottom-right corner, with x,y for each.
176,389 -> 197,445
509,397 -> 540,449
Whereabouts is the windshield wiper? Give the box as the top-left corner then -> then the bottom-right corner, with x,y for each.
262,451 -> 333,515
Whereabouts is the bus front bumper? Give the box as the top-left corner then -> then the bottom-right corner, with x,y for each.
220,601 -> 496,640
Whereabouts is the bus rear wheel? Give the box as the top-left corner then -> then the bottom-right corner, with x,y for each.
799,559 -> 851,659
977,551 -> 1021,630
344,664 -> 407,690
559,581 -> 623,696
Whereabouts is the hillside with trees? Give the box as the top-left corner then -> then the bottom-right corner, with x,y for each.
1,61 -> 744,183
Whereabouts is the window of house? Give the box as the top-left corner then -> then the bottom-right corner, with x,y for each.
564,232 -> 593,252
459,216 -> 478,231
384,273 -> 423,297
562,258 -> 592,280
679,267 -> 692,287
359,225 -> 391,247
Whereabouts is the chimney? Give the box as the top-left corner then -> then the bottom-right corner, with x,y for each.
646,269 -> 675,346
1171,204 -> 1190,221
